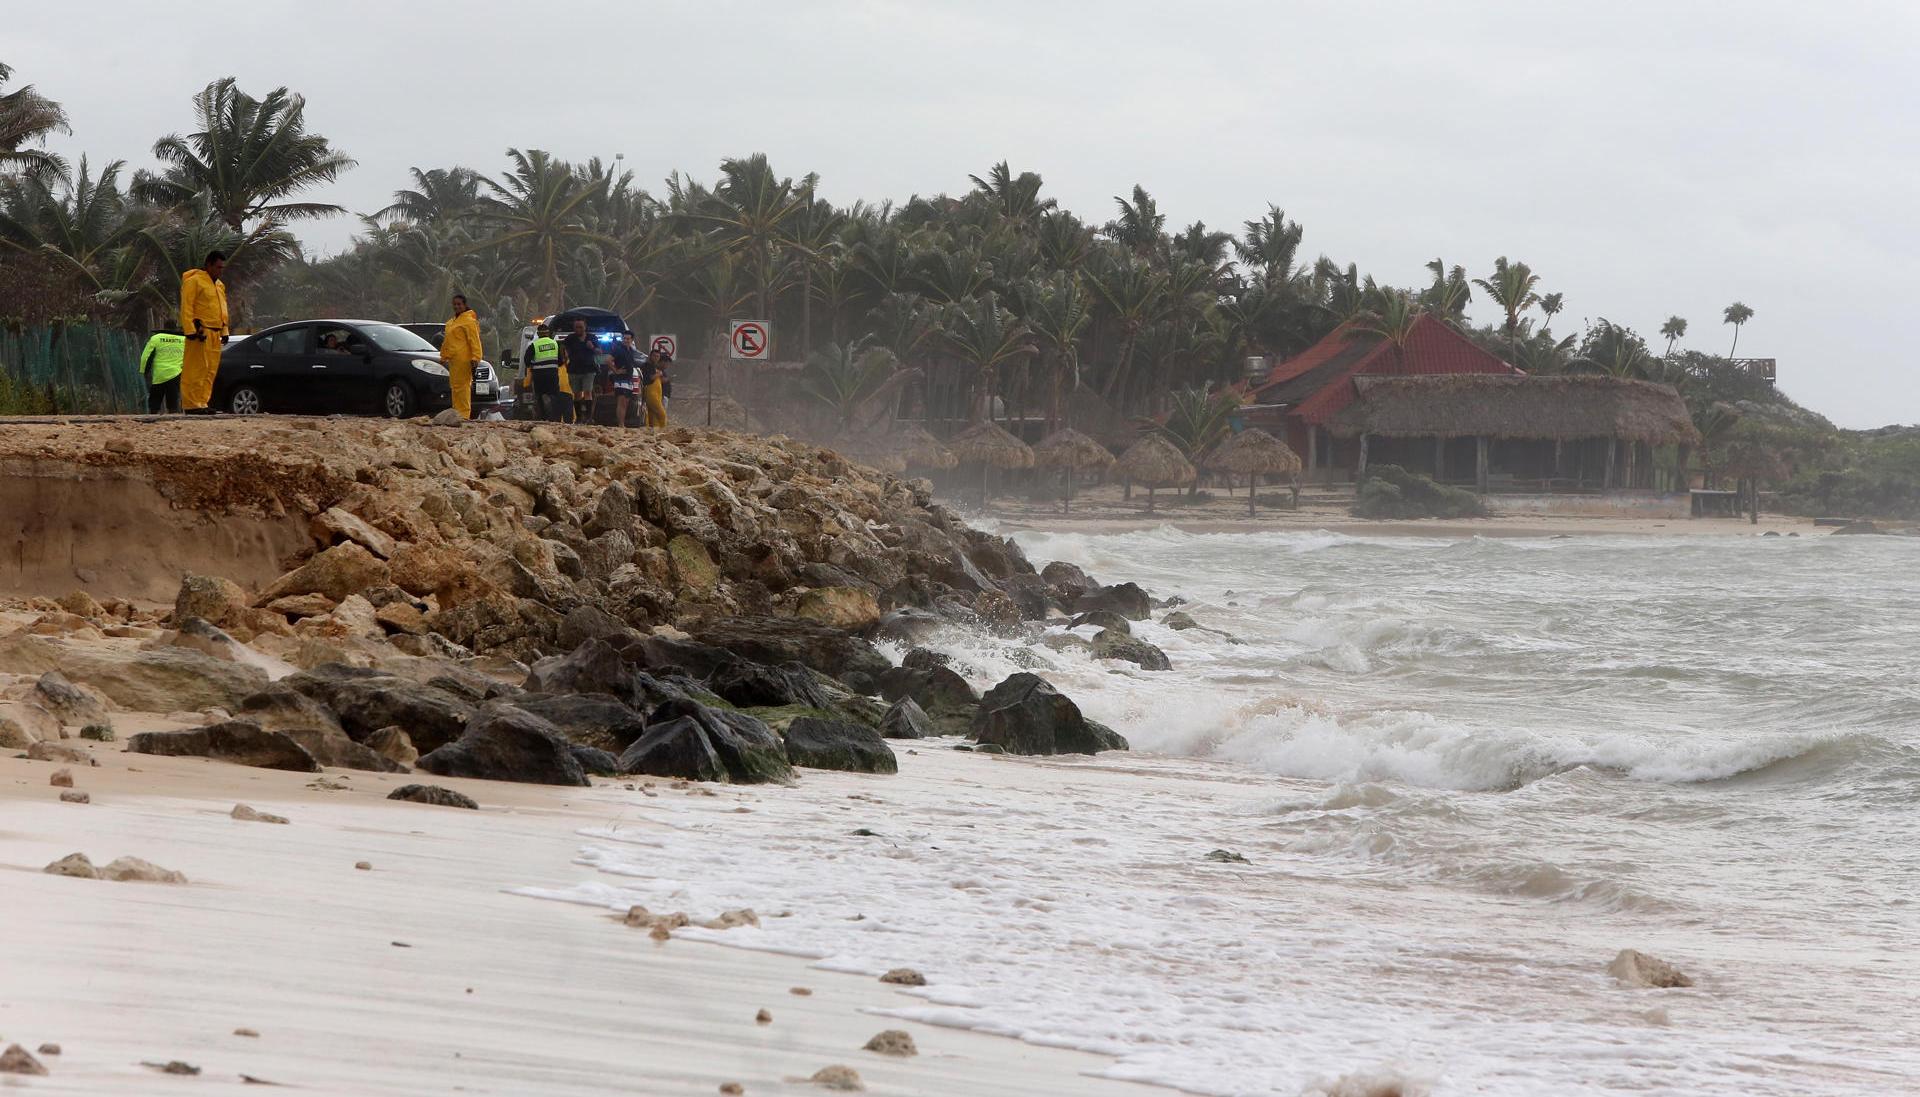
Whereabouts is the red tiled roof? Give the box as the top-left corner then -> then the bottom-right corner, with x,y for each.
1250,314 -> 1521,426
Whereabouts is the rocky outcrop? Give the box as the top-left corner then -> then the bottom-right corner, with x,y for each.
1608,949 -> 1693,989
687,617 -> 891,681
879,697 -> 933,739
126,720 -> 322,772
782,716 -> 897,774
1072,582 -> 1152,621
617,715 -> 729,783
416,702 -> 589,787
0,637 -> 268,712
644,698 -> 793,784
30,670 -> 114,730
970,673 -> 1129,756
1092,629 -> 1172,671
257,542 -> 391,604
366,726 -> 419,766
282,665 -> 476,753
514,694 -> 650,753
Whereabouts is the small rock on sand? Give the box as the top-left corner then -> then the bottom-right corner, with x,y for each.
35,1044 -> 60,1056
879,967 -> 926,986
755,1009 -> 773,1024
789,986 -> 813,996
387,784 -> 478,809
26,741 -> 94,766
863,1029 -> 917,1057
100,856 -> 188,884
703,908 -> 759,930
44,852 -> 98,878
1205,849 -> 1251,864
143,1060 -> 201,1075
648,924 -> 672,941
58,790 -> 90,804
355,861 -> 372,871
231,803 -> 290,824
720,1084 -> 745,1096
1608,949 -> 1693,989
809,1065 -> 864,1091
234,1028 -> 260,1038
49,767 -> 73,787
0,1044 -> 47,1075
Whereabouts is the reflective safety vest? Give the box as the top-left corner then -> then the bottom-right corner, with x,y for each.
528,336 -> 561,368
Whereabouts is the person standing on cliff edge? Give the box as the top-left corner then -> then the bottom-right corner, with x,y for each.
139,322 -> 185,414
440,294 -> 483,420
178,251 -> 228,413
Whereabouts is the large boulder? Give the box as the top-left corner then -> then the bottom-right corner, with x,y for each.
1040,561 -> 1094,604
126,720 -> 321,772
43,647 -> 268,712
514,694 -> 650,752
522,639 -> 643,705
686,617 -> 891,682
879,697 -> 933,740
877,657 -> 978,717
617,716 -> 729,782
236,684 -> 346,735
1092,629 -> 1172,671
310,507 -> 398,559
174,574 -> 251,629
557,606 -> 633,652
28,671 -> 113,730
259,542 -> 392,604
416,702 -> 589,786
706,660 -> 835,711
794,587 -> 882,630
783,716 -> 897,774
970,673 -> 1129,756
1072,582 -> 1152,622
1069,609 -> 1131,635
0,701 -> 60,748
646,698 -> 792,784
281,665 -> 476,753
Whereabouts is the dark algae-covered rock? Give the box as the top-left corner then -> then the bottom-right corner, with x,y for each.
782,716 -> 897,774
970,673 -> 1129,756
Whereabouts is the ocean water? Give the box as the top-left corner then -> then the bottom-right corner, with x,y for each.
521,529 -> 1920,1095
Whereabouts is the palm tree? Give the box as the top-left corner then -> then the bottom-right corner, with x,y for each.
1419,258 -> 1471,320
1472,256 -> 1541,356
0,157 -> 145,292
1357,290 -> 1421,370
695,153 -> 807,331
134,77 -> 355,233
1572,319 -> 1654,379
472,148 -> 608,312
1723,301 -> 1754,356
1236,205 -> 1306,284
1539,291 -> 1564,329
1659,315 -> 1688,355
940,294 -> 1033,422
378,167 -> 482,224
967,161 -> 1054,224
1020,272 -> 1093,428
801,338 -> 912,433
1086,248 -> 1168,402
0,61 -> 70,177
1158,385 -> 1243,463
1106,185 -> 1165,256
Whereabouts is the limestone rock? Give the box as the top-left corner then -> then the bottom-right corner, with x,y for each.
783,717 -> 897,774
431,407 -> 464,427
260,542 -> 392,604
282,665 -> 475,753
59,790 -> 91,804
310,506 -> 397,559
667,534 -> 720,590
1608,949 -> 1693,989
1092,629 -> 1173,671
794,586 -> 882,630
101,856 -> 188,883
45,647 -> 268,712
30,670 -> 113,728
387,783 -> 479,809
0,700 -> 59,748
688,616 -> 891,681
374,600 -> 430,635
0,1044 -> 48,1075
266,592 -> 338,619
27,740 -> 93,765
231,803 -> 290,824
365,726 -> 419,766
417,701 -> 590,786
49,767 -> 73,787
970,673 -> 1129,756
879,697 -> 932,739
45,852 -> 99,878
809,1065 -> 864,1091
175,574 -> 251,628
1072,581 -> 1152,621
862,1030 -> 917,1057
125,721 -> 321,772
879,967 -> 926,986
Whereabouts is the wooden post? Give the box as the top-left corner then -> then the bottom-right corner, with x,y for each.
1248,476 -> 1258,518
1306,424 -> 1318,480
1553,438 -> 1563,483
1604,438 -> 1617,490
1626,442 -> 1637,489
1677,445 -> 1691,498
1356,433 -> 1370,482
1064,465 -> 1073,515
1475,435 -> 1489,494
1434,436 -> 1446,482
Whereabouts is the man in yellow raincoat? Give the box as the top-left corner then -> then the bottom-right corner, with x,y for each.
178,251 -> 229,411
440,294 -> 483,419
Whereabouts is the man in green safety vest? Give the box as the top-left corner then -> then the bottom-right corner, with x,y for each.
140,323 -> 186,414
525,323 -> 564,421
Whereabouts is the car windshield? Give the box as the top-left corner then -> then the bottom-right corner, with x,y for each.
361,324 -> 439,353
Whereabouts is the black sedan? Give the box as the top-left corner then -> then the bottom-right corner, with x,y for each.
215,320 -> 454,417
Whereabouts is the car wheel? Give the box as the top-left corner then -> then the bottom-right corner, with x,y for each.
227,384 -> 264,415
382,380 -> 416,419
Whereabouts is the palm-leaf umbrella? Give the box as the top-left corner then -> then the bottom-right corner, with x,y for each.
1206,428 -> 1302,516
1117,433 -> 1196,513
893,422 -> 956,470
1032,428 -> 1114,514
949,420 -> 1034,505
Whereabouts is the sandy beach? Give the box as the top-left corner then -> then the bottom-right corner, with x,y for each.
0,734 -> 1160,1096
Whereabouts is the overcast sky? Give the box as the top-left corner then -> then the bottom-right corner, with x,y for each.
13,1 -> 1916,426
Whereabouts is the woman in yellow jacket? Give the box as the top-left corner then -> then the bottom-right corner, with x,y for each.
178,251 -> 229,411
440,294 -> 483,419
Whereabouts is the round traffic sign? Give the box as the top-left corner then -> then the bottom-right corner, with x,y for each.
730,321 -> 768,359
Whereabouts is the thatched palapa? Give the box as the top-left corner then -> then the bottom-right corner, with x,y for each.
893,423 -> 957,469
1033,428 -> 1114,515
1205,428 -> 1302,516
1328,375 -> 1701,446
949,421 -> 1036,469
1117,433 -> 1196,513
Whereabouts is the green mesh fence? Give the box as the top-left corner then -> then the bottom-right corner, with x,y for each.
0,323 -> 146,414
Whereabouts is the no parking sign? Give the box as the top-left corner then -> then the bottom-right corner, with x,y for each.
728,320 -> 770,361
648,333 -> 678,358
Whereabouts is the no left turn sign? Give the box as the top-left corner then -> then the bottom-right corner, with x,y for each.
729,320 -> 770,361
648,333 -> 678,358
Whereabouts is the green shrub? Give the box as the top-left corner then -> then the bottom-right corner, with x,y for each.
0,371 -> 55,415
1352,464 -> 1487,519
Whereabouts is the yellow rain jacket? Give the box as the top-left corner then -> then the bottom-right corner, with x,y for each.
442,308 -> 483,365
179,268 -> 228,338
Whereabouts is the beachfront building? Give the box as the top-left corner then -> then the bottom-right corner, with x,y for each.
1241,314 -> 1521,482
1327,374 -> 1703,508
